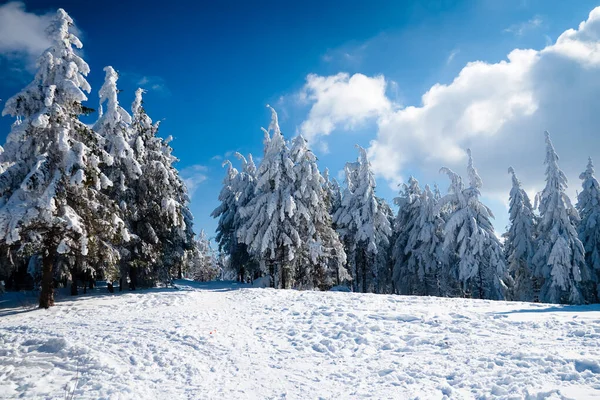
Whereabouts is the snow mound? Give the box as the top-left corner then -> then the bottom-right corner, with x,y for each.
1,283 -> 600,399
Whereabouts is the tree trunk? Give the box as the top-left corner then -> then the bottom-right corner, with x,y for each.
361,250 -> 367,293
70,278 -> 78,296
39,247 -> 55,309
129,266 -> 137,290
177,265 -> 182,280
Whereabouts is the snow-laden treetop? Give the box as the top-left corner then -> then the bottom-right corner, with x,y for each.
2,8 -> 90,119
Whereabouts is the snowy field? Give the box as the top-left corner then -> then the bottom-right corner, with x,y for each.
1,282 -> 600,399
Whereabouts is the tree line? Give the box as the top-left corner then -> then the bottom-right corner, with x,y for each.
214,110 -> 600,305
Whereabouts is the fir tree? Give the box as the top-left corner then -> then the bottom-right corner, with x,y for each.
505,167 -> 537,302
393,177 -> 423,295
211,153 -> 257,282
334,146 -> 392,293
437,149 -> 507,300
576,158 -> 600,302
237,106 -> 300,288
0,9 -> 125,307
532,132 -> 587,304
126,89 -> 193,287
289,136 -> 348,289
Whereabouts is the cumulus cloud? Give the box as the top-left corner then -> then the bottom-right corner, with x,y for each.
298,73 -> 394,143
181,165 -> 208,199
0,2 -> 52,62
298,6 -> 600,205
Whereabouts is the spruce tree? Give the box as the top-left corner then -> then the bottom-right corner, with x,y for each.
0,9 -> 125,307
127,89 -> 193,287
393,177 -> 423,295
289,136 -> 348,289
576,158 -> 600,302
237,106 -> 300,288
212,153 -> 257,282
334,146 -> 392,293
437,149 -> 507,300
505,167 -> 537,302
532,132 -> 587,304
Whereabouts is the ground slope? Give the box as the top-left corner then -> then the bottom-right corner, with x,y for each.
1,281 -> 600,399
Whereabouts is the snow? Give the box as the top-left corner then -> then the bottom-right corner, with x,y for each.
2,282 -> 600,399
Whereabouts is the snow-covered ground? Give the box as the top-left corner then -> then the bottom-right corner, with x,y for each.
1,281 -> 600,399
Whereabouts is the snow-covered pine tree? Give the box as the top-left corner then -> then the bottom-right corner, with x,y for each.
393,177 -> 423,295
237,106 -> 300,288
231,153 -> 260,280
0,9 -> 126,307
188,230 -> 220,282
505,167 -> 537,302
437,149 -> 507,300
376,196 -> 395,294
323,168 -> 342,217
532,132 -> 587,304
93,66 -> 142,283
576,158 -> 600,302
211,153 -> 257,282
416,185 -> 445,296
333,146 -> 392,293
127,89 -> 193,287
393,179 -> 445,296
289,136 -> 348,289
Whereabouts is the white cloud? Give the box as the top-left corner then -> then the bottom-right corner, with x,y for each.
298,73 -> 394,144
0,2 -> 52,63
298,6 -> 600,208
504,15 -> 543,36
181,165 -> 208,199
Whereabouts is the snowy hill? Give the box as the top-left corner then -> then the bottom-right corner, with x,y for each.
1,281 -> 600,399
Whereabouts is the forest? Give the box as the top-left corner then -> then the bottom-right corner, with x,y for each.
1,8 -> 599,308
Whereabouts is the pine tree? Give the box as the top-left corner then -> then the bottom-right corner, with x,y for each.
576,158 -> 600,302
323,168 -> 342,217
334,146 -> 392,293
211,153 -> 257,282
393,177 -> 423,295
505,167 -> 537,302
289,136 -> 348,289
437,149 -> 507,300
126,89 -> 193,287
188,230 -> 220,282
532,131 -> 587,304
237,106 -> 300,288
93,66 -> 142,283
393,180 -> 445,297
0,9 -> 125,307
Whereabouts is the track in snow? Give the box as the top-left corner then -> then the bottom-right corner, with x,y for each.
1,281 -> 600,399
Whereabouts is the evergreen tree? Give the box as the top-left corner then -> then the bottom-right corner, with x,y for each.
237,106 -> 300,288
188,230 -> 220,282
289,136 -> 348,289
437,149 -> 507,300
323,168 -> 342,217
532,132 -> 587,304
505,167 -> 537,302
334,146 -> 392,293
576,158 -> 600,302
93,66 -> 141,284
393,180 -> 445,297
0,9 -> 125,307
393,177 -> 423,295
211,153 -> 257,282
126,89 -> 193,288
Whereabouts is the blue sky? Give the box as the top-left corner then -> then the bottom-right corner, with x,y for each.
2,0 -> 600,239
